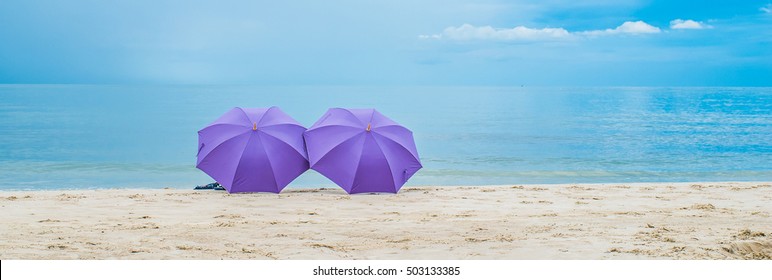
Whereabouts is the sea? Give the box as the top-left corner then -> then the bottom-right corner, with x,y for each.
0,85 -> 770,190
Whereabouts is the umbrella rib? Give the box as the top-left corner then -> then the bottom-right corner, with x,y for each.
310,131 -> 365,168
258,130 -> 307,160
235,107 -> 256,125
344,133 -> 369,194
256,131 -> 281,190
371,130 -> 421,162
256,106 -> 277,127
230,132 -> 257,191
196,130 -> 252,167
260,122 -> 305,130
367,134 -> 399,193
307,123 -> 361,132
371,124 -> 412,131
200,123 -> 250,131
339,108 -> 367,127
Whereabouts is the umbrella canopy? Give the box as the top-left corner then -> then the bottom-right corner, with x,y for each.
196,107 -> 308,193
304,108 -> 422,194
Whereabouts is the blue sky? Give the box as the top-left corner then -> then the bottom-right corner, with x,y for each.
0,0 -> 770,86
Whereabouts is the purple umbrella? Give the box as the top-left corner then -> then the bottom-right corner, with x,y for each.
304,108 -> 422,194
196,107 -> 308,193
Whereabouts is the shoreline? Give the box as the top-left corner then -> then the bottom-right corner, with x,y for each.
2,180 -> 771,192
1,182 -> 770,259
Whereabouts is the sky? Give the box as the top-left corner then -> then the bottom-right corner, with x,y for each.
0,0 -> 771,86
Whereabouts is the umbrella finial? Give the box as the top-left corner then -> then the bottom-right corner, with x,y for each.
366,123 -> 371,132
253,123 -> 257,131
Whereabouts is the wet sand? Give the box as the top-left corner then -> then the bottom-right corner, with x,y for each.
0,182 -> 770,259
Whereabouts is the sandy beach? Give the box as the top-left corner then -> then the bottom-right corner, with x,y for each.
0,182 -> 770,260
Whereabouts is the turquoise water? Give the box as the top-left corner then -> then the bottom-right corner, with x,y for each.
0,85 -> 770,190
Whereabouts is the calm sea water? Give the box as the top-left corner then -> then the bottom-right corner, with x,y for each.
0,85 -> 770,190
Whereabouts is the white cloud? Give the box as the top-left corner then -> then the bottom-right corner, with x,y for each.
422,20 -> 666,42
579,21 -> 661,36
762,4 -> 772,13
418,34 -> 442,39
670,19 -> 712,29
425,24 -> 572,41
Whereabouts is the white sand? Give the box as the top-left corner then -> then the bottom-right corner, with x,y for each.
0,182 -> 770,259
